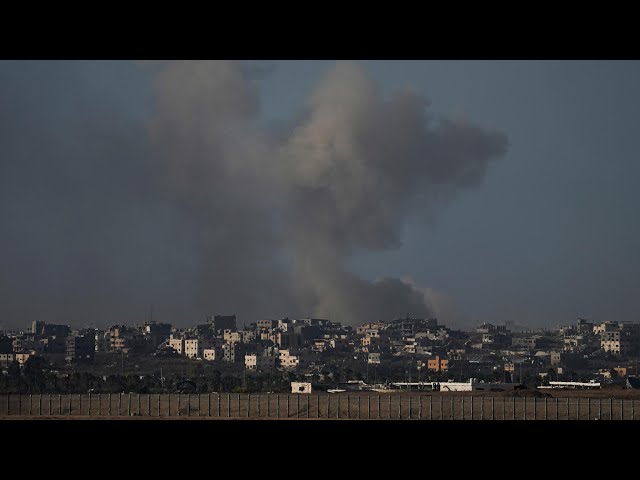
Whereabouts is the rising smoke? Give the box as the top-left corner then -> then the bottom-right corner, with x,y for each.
0,60 -> 508,328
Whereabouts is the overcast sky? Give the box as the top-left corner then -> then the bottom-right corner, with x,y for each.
1,60 -> 638,329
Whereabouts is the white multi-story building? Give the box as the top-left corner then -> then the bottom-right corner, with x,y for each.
169,337 -> 185,355
278,349 -> 308,369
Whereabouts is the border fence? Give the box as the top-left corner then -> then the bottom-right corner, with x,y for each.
0,394 -> 638,420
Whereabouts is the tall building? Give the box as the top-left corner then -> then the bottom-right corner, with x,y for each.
66,332 -> 96,362
207,314 -> 237,333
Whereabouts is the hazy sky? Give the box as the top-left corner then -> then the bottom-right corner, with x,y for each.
1,60 -> 638,329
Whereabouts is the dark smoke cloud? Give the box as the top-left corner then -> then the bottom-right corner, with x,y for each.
0,60 -> 507,329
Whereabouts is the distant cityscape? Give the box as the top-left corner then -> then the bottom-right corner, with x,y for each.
1,315 -> 640,394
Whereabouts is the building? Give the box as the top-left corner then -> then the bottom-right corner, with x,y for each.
185,338 -> 210,359
512,337 -> 538,350
15,352 -> 33,365
291,382 -> 312,394
368,352 -> 381,364
31,321 -> 45,335
223,330 -> 242,344
427,355 -> 448,372
245,353 -> 276,371
169,337 -> 185,355
203,348 -> 219,361
550,352 -> 563,366
223,342 -> 243,363
256,319 -> 277,329
278,349 -> 308,369
66,332 -> 96,362
207,314 -> 237,333
0,353 -> 16,367
95,330 -> 111,353
601,323 -> 640,356
107,326 -> 131,352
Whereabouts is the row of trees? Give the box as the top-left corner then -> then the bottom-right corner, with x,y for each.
0,357 -> 305,394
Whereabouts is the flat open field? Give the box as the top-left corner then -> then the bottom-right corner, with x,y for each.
1,392 -> 638,420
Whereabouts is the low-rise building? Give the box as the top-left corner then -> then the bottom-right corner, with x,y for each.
291,382 -> 312,394
427,355 -> 448,372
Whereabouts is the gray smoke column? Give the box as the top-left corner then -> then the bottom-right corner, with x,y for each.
149,61 -> 509,325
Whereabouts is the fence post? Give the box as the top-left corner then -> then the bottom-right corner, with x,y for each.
389,395 -> 391,420
567,397 -> 570,420
368,395 -> 371,420
598,398 -> 601,420
69,394 -> 72,415
503,396 -> 505,420
317,394 -> 320,418
127,393 -> 131,416
609,398 -> 612,420
157,394 -> 160,417
306,395 -> 309,418
107,393 -> 111,416
523,397 -> 526,421
337,395 -> 340,419
188,394 -> 192,417
178,394 -> 181,417
399,396 -> 402,420
429,396 -> 432,420
277,394 -> 280,418
545,397 -> 547,420
439,396 -> 443,421
40,394 -> 43,416
588,397 -> 590,420
450,396 -> 454,421
118,393 -> 122,416
632,398 -> 635,420
287,395 -> 290,418
50,394 -> 53,416
228,394 -> 231,418
327,395 -> 330,419
18,394 -> 21,415
98,394 -> 101,416
29,394 -> 32,416
513,396 -> 515,420
533,397 -> 538,420
556,397 -> 558,420
420,396 -> 423,420
492,397 -> 495,420
481,397 -> 484,421
347,395 -> 350,419
408,396 -> 411,420
6,393 -> 9,416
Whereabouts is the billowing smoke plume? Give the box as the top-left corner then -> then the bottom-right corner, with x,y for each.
148,61 -> 508,325
0,60 -> 507,328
